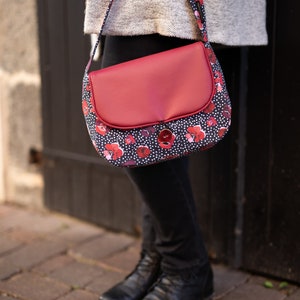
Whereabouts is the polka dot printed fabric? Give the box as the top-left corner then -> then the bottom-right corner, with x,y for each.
81,0 -> 231,167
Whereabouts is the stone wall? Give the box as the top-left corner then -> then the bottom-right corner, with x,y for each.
0,0 -> 43,207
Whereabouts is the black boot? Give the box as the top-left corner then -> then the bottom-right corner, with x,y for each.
142,264 -> 214,300
100,251 -> 161,300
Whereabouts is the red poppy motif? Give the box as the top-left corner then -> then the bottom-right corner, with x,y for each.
137,146 -> 151,158
125,135 -> 136,145
196,19 -> 204,31
158,129 -> 176,149
207,116 -> 217,127
202,32 -> 208,41
203,102 -> 215,114
186,125 -> 206,143
122,160 -> 136,167
103,143 -> 124,160
207,48 -> 217,64
95,119 -> 109,136
215,71 -> 224,92
141,127 -> 156,137
218,127 -> 227,138
89,102 -> 96,114
222,104 -> 232,118
82,100 -> 89,116
86,84 -> 91,92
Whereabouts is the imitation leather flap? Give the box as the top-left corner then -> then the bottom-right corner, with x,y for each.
89,42 -> 214,129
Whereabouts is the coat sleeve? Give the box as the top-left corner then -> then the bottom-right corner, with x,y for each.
84,0 -> 108,34
205,0 -> 268,46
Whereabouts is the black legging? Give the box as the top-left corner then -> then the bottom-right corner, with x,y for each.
101,34 -> 209,275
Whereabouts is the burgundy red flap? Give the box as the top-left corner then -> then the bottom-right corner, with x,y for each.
89,42 -> 214,129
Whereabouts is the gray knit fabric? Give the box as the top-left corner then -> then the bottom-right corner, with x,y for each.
84,0 -> 268,46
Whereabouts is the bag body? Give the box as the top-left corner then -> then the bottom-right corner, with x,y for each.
82,0 -> 231,167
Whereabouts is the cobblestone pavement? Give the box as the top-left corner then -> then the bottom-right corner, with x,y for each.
0,204 -> 299,300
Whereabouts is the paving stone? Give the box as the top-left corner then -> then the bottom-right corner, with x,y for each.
247,274 -> 298,296
33,255 -> 74,275
0,209 -> 31,233
102,244 -> 140,272
0,259 -> 20,281
3,237 -> 69,270
213,265 -> 250,298
1,204 -> 298,300
13,212 -> 67,235
0,272 -> 70,300
71,232 -> 135,261
0,236 -> 22,257
219,283 -> 286,300
57,289 -> 97,300
288,289 -> 300,299
5,228 -> 42,243
86,270 -> 125,295
56,223 -> 103,245
0,296 -> 18,300
49,261 -> 103,288
0,204 -> 15,217
0,206 -> 70,236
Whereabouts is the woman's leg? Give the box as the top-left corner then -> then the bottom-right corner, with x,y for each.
100,34 -> 213,300
141,203 -> 157,255
126,157 -> 209,274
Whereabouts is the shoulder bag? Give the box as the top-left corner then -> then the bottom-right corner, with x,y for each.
82,0 -> 231,167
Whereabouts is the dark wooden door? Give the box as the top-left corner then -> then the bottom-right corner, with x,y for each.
37,0 -> 142,235
242,0 -> 300,282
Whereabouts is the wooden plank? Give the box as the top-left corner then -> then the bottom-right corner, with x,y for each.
46,0 -> 70,151
242,43 -> 273,271
70,163 -> 91,220
36,0 -> 52,149
50,158 -> 71,214
66,0 -> 93,155
89,165 -> 113,228
111,173 -> 139,234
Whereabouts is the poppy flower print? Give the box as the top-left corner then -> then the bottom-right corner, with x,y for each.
137,146 -> 151,158
196,19 -> 204,31
207,116 -> 217,127
215,70 -> 224,92
85,84 -> 91,92
82,100 -> 89,116
222,104 -> 232,118
158,129 -> 176,149
103,143 -> 124,160
95,119 -> 109,136
207,48 -> 217,64
186,125 -> 206,143
218,127 -> 227,138
203,102 -> 215,114
125,135 -> 136,145
141,127 -> 156,137
122,160 -> 137,167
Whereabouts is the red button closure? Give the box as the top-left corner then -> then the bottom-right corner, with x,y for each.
158,129 -> 173,143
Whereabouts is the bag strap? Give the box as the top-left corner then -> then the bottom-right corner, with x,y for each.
86,0 -> 207,72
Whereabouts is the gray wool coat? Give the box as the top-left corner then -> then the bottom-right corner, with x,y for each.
84,0 -> 268,46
